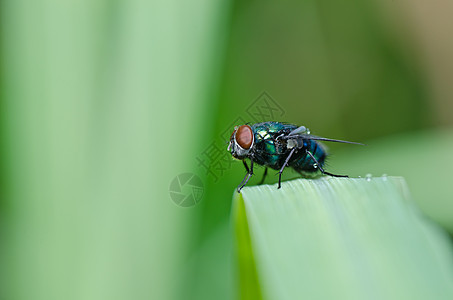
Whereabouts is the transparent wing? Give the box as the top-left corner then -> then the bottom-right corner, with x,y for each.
284,134 -> 365,145
288,126 -> 308,136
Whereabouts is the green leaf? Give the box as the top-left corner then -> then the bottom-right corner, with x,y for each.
233,177 -> 453,300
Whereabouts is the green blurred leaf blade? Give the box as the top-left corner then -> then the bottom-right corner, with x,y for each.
234,177 -> 453,300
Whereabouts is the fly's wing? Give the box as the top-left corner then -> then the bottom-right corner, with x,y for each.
284,133 -> 365,146
299,134 -> 364,145
288,126 -> 308,136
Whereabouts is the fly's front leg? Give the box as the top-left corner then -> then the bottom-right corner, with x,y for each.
278,148 -> 296,189
242,160 -> 250,173
236,160 -> 249,189
237,158 -> 254,193
305,149 -> 348,177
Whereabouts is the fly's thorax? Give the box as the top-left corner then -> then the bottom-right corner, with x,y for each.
227,125 -> 254,159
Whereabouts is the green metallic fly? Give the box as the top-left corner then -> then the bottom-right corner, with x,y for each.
227,121 -> 363,192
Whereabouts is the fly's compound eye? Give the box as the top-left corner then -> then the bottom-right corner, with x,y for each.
235,125 -> 253,149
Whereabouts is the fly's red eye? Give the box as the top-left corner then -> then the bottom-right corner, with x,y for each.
236,125 -> 253,149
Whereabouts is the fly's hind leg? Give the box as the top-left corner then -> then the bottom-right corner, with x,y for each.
305,149 -> 348,178
237,158 -> 254,193
278,148 -> 296,189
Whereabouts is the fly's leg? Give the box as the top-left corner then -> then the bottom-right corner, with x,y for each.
258,167 -> 268,185
237,158 -> 254,193
278,148 -> 296,189
305,149 -> 348,177
242,160 -> 250,173
237,160 -> 249,188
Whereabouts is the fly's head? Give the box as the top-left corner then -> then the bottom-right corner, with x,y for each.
227,125 -> 254,160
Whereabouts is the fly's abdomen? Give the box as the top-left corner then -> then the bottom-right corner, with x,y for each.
291,140 -> 326,172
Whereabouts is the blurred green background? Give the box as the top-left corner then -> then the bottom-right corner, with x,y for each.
1,0 -> 452,299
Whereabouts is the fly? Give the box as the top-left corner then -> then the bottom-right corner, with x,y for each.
227,121 -> 364,192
